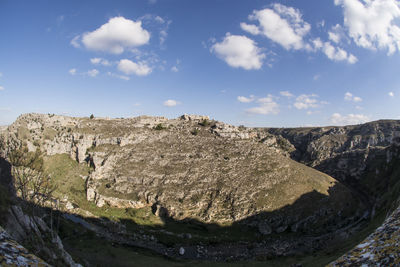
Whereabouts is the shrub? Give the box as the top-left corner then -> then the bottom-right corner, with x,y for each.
90,114 -> 94,119
199,119 -> 210,127
154,124 -> 165,130
191,128 -> 200,136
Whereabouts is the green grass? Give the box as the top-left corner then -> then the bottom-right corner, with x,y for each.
41,153 -> 396,267
43,154 -> 90,205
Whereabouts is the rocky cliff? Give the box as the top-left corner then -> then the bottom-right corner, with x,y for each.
1,113 -> 400,265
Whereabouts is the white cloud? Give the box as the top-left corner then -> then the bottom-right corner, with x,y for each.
70,35 -> 80,48
163,99 -> 180,107
87,69 -> 99,77
170,59 -> 180,72
322,42 -> 358,63
240,23 -> 260,35
117,59 -> 152,76
328,24 -> 347,44
330,113 -> 370,125
0,72 -> 3,77
238,3 -> 359,64
335,0 -> 400,54
344,92 -> 362,102
389,91 -> 395,97
81,16 -> 150,54
294,94 -> 322,110
246,95 -> 279,115
313,74 -> 320,80
107,72 -> 130,81
69,68 -> 77,75
344,92 -> 353,101
241,4 -> 311,50
312,38 -> 324,50
90,58 -> 111,66
160,30 -> 168,45
237,95 -> 255,103
280,91 -> 294,97
155,16 -> 165,24
211,34 -> 265,70
0,86 -> 4,91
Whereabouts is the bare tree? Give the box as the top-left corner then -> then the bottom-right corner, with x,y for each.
6,145 -> 56,216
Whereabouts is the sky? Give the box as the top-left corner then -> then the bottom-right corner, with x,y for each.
0,0 -> 400,127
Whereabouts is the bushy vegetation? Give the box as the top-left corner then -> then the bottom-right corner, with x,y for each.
153,123 -> 166,130
198,119 -> 210,127
191,128 -> 200,135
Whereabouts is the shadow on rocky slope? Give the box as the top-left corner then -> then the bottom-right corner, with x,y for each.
49,185 -> 367,263
0,153 -> 368,265
2,116 -> 400,266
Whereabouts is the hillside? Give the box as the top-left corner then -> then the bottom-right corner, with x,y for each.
0,113 -> 399,266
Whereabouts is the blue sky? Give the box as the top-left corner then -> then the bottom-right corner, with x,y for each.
0,0 -> 399,127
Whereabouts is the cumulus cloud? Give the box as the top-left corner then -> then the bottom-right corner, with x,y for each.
328,24 -> 347,44
237,95 -> 255,103
280,91 -> 294,97
239,23 -> 260,35
90,58 -> 111,66
344,92 -> 362,102
211,34 -> 265,70
171,66 -> 179,72
335,0 -> 400,54
163,99 -> 180,107
246,95 -> 279,115
322,42 -> 358,63
117,59 -> 152,76
293,94 -> 322,110
0,86 -> 4,91
80,16 -> 150,54
241,3 -> 311,50
389,91 -> 395,97
0,72 -> 3,77
239,4 -> 358,64
69,68 -> 77,75
330,113 -> 370,125
87,69 -> 99,77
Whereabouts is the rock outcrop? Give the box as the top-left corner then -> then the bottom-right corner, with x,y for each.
2,114 -> 362,235
2,113 -> 400,265
0,225 -> 49,266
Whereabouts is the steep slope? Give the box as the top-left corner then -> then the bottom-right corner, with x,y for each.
0,226 -> 49,266
2,114 -> 362,233
6,113 -> 396,264
266,120 -> 400,210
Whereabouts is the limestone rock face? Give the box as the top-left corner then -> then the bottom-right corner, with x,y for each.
266,120 -> 400,207
3,206 -> 80,267
0,225 -> 50,266
330,198 -> 400,266
6,113 -> 400,264
1,113 -> 362,237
